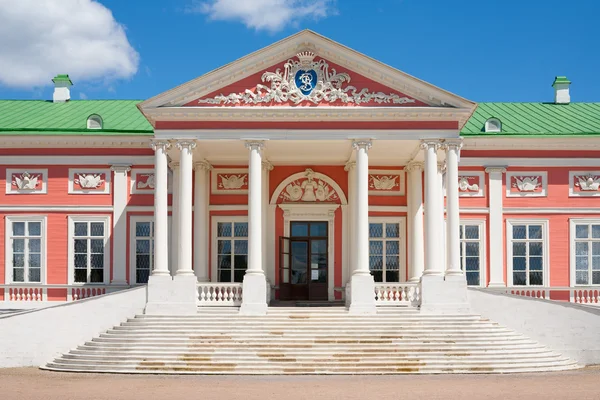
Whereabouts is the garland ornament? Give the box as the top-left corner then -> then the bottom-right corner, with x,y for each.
198,52 -> 416,106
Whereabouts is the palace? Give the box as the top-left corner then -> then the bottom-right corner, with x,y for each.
1,30 -> 599,373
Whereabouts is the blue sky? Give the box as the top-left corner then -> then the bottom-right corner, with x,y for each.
0,0 -> 598,103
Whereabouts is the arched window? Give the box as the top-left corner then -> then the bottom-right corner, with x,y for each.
87,114 -> 103,130
484,118 -> 501,133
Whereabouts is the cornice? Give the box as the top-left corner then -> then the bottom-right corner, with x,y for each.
0,136 -> 151,149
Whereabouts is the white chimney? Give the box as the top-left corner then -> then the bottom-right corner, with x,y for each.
552,76 -> 571,104
52,74 -> 72,103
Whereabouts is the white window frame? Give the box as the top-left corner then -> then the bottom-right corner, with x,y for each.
569,218 -> 600,287
506,219 -> 550,286
368,217 -> 407,283
67,215 -> 111,285
211,216 -> 249,283
4,216 -> 47,284
459,219 -> 486,287
129,215 -> 172,284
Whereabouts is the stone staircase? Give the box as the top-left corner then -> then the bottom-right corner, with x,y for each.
43,307 -> 580,374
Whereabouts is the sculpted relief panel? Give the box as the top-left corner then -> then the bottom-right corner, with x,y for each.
569,171 -> 600,197
506,172 -> 547,197
368,170 -> 404,196
6,169 -> 47,194
458,172 -> 484,197
279,169 -> 339,203
69,169 -> 110,194
211,168 -> 249,195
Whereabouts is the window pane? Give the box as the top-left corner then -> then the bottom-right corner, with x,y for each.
529,242 -> 543,256
465,242 -> 479,257
28,222 -> 41,236
369,223 -> 383,238
217,222 -> 232,237
234,222 -> 248,237
90,222 -> 104,237
466,271 -> 480,286
234,269 -> 245,283
311,239 -> 327,255
386,255 -> 399,270
74,222 -> 87,236
13,222 -> 25,236
311,254 -> 327,269
28,268 -> 41,282
369,256 -> 383,271
74,269 -> 87,283
233,254 -> 248,270
218,255 -> 231,269
13,239 -> 25,253
593,242 -> 600,256
528,225 -> 542,239
370,240 -> 383,255
576,256 -> 589,270
90,269 -> 103,283
90,254 -> 104,269
385,270 -> 399,282
513,272 -> 526,286
13,268 -> 24,282
529,271 -> 543,285
513,225 -> 526,239
136,254 -> 151,271
74,254 -> 87,269
136,222 -> 151,237
466,257 -> 479,272
593,271 -> 600,285
529,256 -> 543,271
464,225 -> 479,240
29,254 -> 40,269
386,241 -> 399,255
291,222 -> 308,237
592,225 -> 600,239
136,240 -> 150,254
513,256 -> 526,271
310,222 -> 327,237
91,239 -> 104,253
219,269 -> 232,283
234,240 -> 248,255
576,270 -> 588,285
29,239 -> 41,253
576,224 -> 589,239
593,256 -> 600,270
576,242 -> 589,256
386,223 -> 400,238
137,269 -> 150,284
74,239 -> 87,253
371,270 -> 383,283
13,253 -> 24,268
513,242 -> 526,256
218,240 -> 231,255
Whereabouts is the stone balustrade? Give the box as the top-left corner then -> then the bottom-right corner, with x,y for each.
374,283 -> 421,307
484,286 -> 600,306
197,283 -> 243,306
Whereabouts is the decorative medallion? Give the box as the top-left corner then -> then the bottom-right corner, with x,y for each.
6,169 -> 47,194
279,168 -> 339,202
506,172 -> 547,197
368,170 -> 404,196
458,172 -> 484,197
131,169 -> 155,194
197,51 -> 416,106
68,169 -> 110,194
211,168 -> 249,195
569,171 -> 600,197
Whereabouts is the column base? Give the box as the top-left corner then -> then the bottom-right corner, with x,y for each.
420,274 -> 471,315
240,272 -> 268,316
144,274 -> 198,315
348,273 -> 376,315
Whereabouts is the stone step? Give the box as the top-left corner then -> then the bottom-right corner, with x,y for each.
120,321 -> 501,328
107,327 -> 516,335
135,315 -> 482,321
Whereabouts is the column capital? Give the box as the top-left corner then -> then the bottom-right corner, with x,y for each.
485,166 -> 507,174
443,138 -> 463,151
352,140 -> 372,151
194,160 -> 212,171
245,141 -> 265,150
404,161 -> 424,172
150,140 -> 171,152
169,161 -> 180,170
420,139 -> 442,151
262,160 -> 274,171
344,161 -> 356,171
110,164 -> 131,173
176,140 -> 197,151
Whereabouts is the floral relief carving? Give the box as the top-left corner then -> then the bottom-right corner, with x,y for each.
506,172 -> 547,197
75,173 -> 105,189
512,176 -> 541,192
6,169 -> 48,194
68,169 -> 110,194
218,174 -> 247,190
198,51 -> 416,106
12,171 -> 41,190
280,168 -> 339,203
574,174 -> 600,191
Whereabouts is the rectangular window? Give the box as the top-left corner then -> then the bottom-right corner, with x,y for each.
69,216 -> 109,284
369,219 -> 403,283
572,221 -> 600,285
6,217 -> 45,283
459,223 -> 483,286
215,220 -> 248,283
134,220 -> 154,284
508,221 -> 547,286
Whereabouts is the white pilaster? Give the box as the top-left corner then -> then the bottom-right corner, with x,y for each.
421,140 -> 443,276
445,140 -> 463,277
169,162 -> 180,276
344,161 -> 356,305
406,162 -> 424,282
240,141 -> 268,315
176,140 -> 196,276
486,167 -> 507,287
193,160 -> 211,282
150,141 -> 170,277
110,164 -> 131,284
348,140 -> 376,314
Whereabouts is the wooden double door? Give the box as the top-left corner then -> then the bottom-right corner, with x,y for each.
279,221 -> 328,301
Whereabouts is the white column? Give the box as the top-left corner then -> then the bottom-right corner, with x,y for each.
240,141 -> 268,315
348,141 -> 376,314
344,161 -> 356,294
110,164 -> 131,284
193,160 -> 211,282
486,167 -> 507,286
437,162 -> 446,274
176,140 -> 196,276
406,162 -> 424,282
421,140 -> 443,275
150,141 -> 170,276
262,161 -> 273,284
169,162 -> 180,276
445,140 -> 463,277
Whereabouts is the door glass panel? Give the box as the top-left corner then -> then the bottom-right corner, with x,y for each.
291,241 -> 308,284
291,222 -> 309,237
311,239 -> 327,255
310,222 -> 327,237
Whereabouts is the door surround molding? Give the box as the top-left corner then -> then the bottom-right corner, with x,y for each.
279,203 -> 340,300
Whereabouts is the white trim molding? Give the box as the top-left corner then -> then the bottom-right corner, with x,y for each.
459,218 -> 487,287
67,215 -> 111,285
68,168 -> 111,194
211,168 -> 249,195
6,169 -> 48,194
458,171 -> 485,197
569,171 -> 600,197
368,216 -> 407,282
506,171 -> 547,197
210,215 -> 249,284
462,157 -> 600,167
4,216 -> 48,286
506,218 -> 550,287
0,155 -> 153,165
131,169 -> 155,194
569,218 -> 600,288
368,169 -> 405,196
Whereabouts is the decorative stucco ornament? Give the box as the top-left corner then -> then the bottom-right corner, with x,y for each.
219,174 -> 247,190
513,176 -> 541,192
575,174 -> 600,191
281,168 -> 339,202
458,177 -> 479,192
13,172 -> 39,190
370,175 -> 398,190
198,51 -> 416,106
137,174 -> 155,189
75,173 -> 104,189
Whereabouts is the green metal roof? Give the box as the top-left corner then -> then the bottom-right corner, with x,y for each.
461,102 -> 600,136
0,100 -> 153,136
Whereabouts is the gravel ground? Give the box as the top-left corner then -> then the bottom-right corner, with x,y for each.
1,367 -> 599,400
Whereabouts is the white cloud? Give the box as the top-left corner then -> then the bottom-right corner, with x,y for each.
0,0 -> 139,88
190,0 -> 333,32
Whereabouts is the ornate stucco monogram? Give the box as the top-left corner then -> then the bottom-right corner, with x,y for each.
198,51 -> 416,106
280,168 -> 339,202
